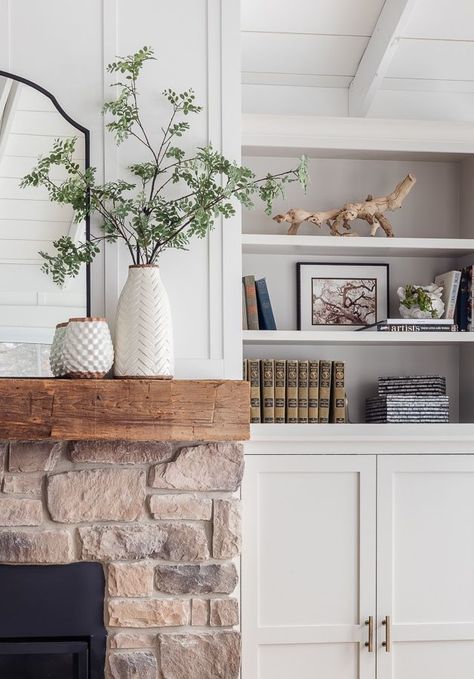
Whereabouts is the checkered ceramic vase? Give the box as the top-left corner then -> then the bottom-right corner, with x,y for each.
63,317 -> 114,378
49,322 -> 68,377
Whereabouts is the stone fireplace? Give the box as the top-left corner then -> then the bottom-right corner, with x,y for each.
0,438 -> 244,679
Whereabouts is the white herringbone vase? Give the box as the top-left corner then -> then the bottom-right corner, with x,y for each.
114,265 -> 174,378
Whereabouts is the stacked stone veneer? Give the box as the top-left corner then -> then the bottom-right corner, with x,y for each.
0,439 -> 243,679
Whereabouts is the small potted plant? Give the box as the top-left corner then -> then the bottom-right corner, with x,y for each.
398,283 -> 445,319
22,46 -> 308,378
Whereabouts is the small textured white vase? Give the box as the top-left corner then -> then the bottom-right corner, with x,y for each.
63,317 -> 114,378
114,265 -> 174,379
49,322 -> 68,377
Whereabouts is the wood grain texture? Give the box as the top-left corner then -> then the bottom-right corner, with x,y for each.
0,379 -> 250,442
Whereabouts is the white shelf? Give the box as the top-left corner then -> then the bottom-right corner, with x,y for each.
242,234 -> 474,259
242,114 -> 474,160
243,330 -> 474,346
250,423 -> 474,443
246,423 -> 474,453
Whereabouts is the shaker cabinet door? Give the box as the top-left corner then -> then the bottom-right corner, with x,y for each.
377,455 -> 474,679
242,454 -> 376,679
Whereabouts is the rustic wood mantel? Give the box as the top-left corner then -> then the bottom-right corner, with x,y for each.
0,379 -> 250,441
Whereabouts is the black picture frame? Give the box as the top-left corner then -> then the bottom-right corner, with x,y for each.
296,261 -> 390,330
0,69 -> 91,316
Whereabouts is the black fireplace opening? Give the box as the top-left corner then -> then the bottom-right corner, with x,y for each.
0,639 -> 89,679
0,563 -> 106,679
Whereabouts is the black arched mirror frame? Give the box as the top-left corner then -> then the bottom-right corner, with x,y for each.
0,69 -> 91,315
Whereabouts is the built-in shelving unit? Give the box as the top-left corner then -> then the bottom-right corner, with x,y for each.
241,114 -> 474,427
242,119 -> 474,679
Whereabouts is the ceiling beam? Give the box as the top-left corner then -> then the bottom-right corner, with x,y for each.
349,0 -> 418,116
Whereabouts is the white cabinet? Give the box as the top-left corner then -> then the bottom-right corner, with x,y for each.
377,455 -> 474,679
242,455 -> 376,679
242,452 -> 474,679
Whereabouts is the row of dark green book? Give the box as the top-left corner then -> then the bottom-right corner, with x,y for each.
243,359 -> 347,424
242,275 -> 276,330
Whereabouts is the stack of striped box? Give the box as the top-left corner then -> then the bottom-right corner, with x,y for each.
366,375 -> 449,423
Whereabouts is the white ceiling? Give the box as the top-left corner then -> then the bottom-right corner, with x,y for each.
242,0 -> 474,120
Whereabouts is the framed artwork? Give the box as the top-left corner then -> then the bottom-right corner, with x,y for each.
297,262 -> 389,330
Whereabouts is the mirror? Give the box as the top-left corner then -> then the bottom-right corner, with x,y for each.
0,72 -> 90,376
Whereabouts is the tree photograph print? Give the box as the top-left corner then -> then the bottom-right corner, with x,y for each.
311,277 -> 377,326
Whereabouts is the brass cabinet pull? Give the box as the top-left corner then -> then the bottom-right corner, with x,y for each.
364,616 -> 374,652
382,615 -> 392,652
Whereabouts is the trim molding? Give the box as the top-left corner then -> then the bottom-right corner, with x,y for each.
221,0 -> 242,378
206,0 -> 223,362
102,0 -> 119,325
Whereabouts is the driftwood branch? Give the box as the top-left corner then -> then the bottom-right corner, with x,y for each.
273,173 -> 416,237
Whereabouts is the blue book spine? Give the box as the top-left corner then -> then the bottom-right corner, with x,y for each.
255,278 -> 277,330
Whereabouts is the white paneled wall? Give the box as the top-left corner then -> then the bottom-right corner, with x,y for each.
0,0 -> 242,378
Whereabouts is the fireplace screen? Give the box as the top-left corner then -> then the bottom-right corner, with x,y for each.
0,563 -> 106,679
0,640 -> 89,679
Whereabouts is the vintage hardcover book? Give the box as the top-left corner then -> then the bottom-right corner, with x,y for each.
274,359 -> 286,423
242,359 -> 248,381
286,359 -> 298,423
318,360 -> 332,423
308,360 -> 319,423
330,361 -> 346,423
468,266 -> 474,331
434,270 -> 461,320
243,275 -> 259,330
261,359 -> 275,423
248,359 -> 261,423
242,282 -> 248,330
298,360 -> 309,423
255,278 -> 277,330
457,267 -> 469,331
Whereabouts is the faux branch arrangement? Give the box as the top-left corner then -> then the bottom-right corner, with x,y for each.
21,46 -> 308,284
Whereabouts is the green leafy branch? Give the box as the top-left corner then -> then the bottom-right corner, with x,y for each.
21,46 -> 308,285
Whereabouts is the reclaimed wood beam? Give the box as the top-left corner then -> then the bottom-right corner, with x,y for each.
0,379 -> 250,441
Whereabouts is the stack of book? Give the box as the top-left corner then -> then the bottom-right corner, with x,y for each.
366,375 -> 449,423
242,275 -> 276,330
243,359 -> 347,424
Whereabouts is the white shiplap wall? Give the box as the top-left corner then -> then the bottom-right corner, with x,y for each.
0,0 -> 242,378
0,85 -> 86,342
